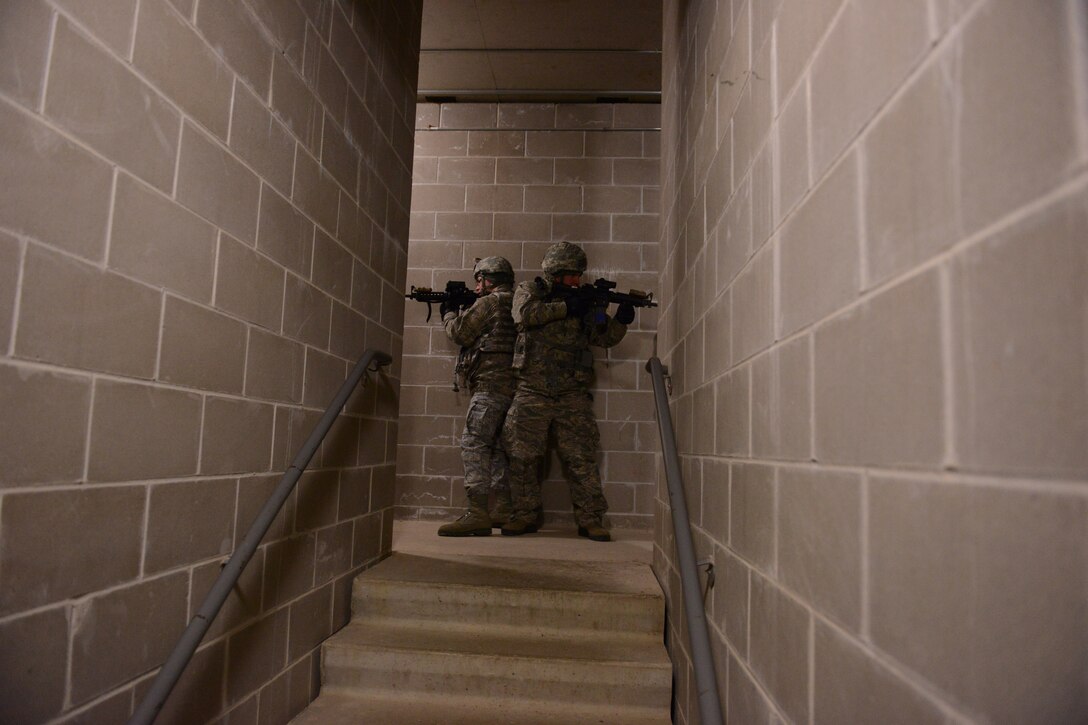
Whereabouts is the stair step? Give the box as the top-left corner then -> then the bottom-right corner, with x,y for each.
321,620 -> 672,710
353,553 -> 664,636
290,690 -> 672,725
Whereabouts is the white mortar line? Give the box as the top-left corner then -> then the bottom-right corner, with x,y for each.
37,9 -> 58,115
63,598 -> 75,711
210,231 -> 222,308
171,121 -> 185,199
137,481 -> 151,577
808,333 -> 816,461
859,471 -> 871,641
938,263 -> 957,470
806,593 -> 974,721
128,0 -> 141,62
808,609 -> 816,725
81,377 -> 98,483
7,236 -> 27,358
855,142 -> 868,292
101,167 -> 119,270
196,393 -> 207,480
153,292 -> 166,380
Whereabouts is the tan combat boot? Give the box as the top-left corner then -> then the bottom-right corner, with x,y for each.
577,522 -> 611,542
438,495 -> 492,537
500,514 -> 540,536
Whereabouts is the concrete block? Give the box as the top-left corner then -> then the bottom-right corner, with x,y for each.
731,244 -> 774,363
0,607 -> 68,723
958,0 -> 1079,233
135,0 -> 232,140
814,620 -> 944,725
145,479 -> 236,572
751,335 -> 812,461
257,184 -> 314,277
750,572 -> 811,722
47,17 -> 179,192
197,0 -> 274,96
498,103 -> 556,129
178,123 -> 261,242
0,362 -> 91,487
283,275 -> 332,348
468,130 -> 526,157
200,396 -> 275,475
869,475 -> 1088,722
0,91 -> 112,262
862,60 -> 958,287
441,103 -> 497,129
18,245 -> 160,378
438,157 -> 496,184
814,269 -> 944,467
292,146 -> 340,234
0,0 -> 52,107
246,328 -> 305,403
215,233 -> 285,331
160,295 -> 247,394
110,173 -> 217,302
0,486 -> 144,614
778,154 -> 859,336
271,54 -> 322,153
70,573 -> 189,704
496,158 -> 554,184
950,192 -> 1088,477
729,462 -> 775,571
810,0 -> 928,176
778,467 -> 860,629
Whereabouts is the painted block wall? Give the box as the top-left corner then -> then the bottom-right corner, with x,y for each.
0,1 -> 421,723
398,102 -> 662,529
657,0 -> 1088,723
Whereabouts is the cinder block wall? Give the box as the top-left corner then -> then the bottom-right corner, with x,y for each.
398,102 -> 661,529
658,1 -> 1087,723
0,1 -> 420,723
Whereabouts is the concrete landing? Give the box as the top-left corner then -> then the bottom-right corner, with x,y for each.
391,519 -> 654,564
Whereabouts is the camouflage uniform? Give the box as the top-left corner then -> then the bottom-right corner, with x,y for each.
502,249 -> 627,535
443,284 -> 516,499
437,256 -> 517,537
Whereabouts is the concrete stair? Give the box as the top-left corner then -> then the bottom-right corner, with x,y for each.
291,552 -> 672,724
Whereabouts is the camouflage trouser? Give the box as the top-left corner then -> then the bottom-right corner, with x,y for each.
501,388 -> 608,527
461,391 -> 513,499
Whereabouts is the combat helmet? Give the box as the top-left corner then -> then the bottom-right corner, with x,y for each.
541,241 -> 587,276
472,256 -> 514,284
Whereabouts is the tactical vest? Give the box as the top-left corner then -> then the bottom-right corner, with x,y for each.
454,290 -> 516,394
512,280 -> 595,393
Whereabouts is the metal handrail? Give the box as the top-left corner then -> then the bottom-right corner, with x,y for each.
129,348 -> 393,725
645,356 -> 724,725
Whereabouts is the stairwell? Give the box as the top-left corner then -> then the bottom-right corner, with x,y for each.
290,522 -> 672,724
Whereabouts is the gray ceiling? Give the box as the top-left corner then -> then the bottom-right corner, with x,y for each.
418,0 -> 662,103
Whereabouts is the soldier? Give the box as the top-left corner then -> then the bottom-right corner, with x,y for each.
501,241 -> 636,542
437,256 -> 518,536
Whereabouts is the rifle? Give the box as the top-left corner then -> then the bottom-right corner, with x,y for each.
546,277 -> 658,323
405,280 -> 478,322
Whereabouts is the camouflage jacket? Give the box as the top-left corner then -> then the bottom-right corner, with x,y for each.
511,277 -> 627,395
442,285 -> 516,396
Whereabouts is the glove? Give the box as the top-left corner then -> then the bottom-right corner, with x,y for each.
615,303 -> 635,325
564,295 -> 590,319
439,301 -> 455,318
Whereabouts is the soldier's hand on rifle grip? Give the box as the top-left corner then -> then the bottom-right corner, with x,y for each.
439,301 -> 455,318
564,295 -> 589,319
615,303 -> 635,325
